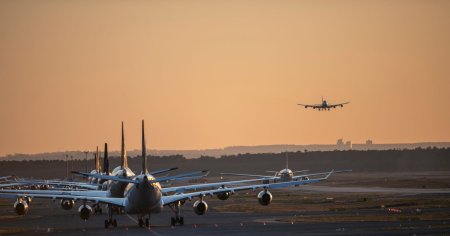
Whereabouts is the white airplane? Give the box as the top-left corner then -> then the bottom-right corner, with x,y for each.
221,154 -> 350,183
298,97 -> 349,111
0,120 -> 339,228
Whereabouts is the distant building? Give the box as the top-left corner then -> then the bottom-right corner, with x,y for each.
366,140 -> 373,145
337,139 -> 344,146
345,141 -> 352,149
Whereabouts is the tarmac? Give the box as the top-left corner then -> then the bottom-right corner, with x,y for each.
1,197 -> 449,236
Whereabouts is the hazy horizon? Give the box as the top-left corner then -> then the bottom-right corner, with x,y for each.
1,1 -> 449,156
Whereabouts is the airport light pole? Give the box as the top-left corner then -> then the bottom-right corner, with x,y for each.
84,151 -> 89,173
65,154 -> 69,180
70,155 -> 73,180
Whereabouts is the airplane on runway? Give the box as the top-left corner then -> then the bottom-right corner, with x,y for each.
298,97 -> 349,111
221,153 -> 352,183
0,120 -> 342,229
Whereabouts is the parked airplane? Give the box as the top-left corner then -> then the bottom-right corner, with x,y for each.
298,97 -> 349,110
0,120 -> 340,229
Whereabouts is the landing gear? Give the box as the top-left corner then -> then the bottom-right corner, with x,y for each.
171,216 -> 184,226
93,203 -> 102,214
169,201 -> 184,226
138,215 -> 150,227
104,205 -> 117,228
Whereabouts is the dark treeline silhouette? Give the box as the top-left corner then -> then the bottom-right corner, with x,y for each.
0,148 -> 449,180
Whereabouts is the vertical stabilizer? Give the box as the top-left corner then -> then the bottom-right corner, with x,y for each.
121,122 -> 128,169
103,143 -> 109,175
141,120 -> 148,174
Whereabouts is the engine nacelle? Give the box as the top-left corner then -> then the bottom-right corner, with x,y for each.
78,205 -> 93,220
39,184 -> 49,190
193,200 -> 208,215
24,196 -> 32,204
61,199 -> 75,210
216,188 -> 230,201
14,200 -> 29,215
257,190 -> 273,206
301,176 -> 310,181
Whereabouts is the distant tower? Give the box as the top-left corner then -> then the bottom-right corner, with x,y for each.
345,141 -> 352,149
366,139 -> 373,145
337,139 -> 344,146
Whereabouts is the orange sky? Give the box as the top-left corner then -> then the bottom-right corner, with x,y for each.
1,0 -> 449,156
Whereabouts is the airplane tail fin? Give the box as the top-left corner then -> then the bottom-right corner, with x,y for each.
103,143 -> 109,175
121,122 -> 128,169
141,120 -> 148,175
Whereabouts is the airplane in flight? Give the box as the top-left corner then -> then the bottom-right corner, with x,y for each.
0,120 -> 342,229
298,97 -> 349,111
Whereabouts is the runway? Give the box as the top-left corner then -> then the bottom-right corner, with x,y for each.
1,197 -> 449,236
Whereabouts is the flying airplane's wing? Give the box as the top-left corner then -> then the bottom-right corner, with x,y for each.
297,104 -> 322,109
162,171 -> 333,205
328,102 -> 350,108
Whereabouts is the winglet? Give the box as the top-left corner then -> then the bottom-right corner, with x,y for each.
325,170 -> 334,179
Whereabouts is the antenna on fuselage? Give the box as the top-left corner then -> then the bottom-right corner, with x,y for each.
141,120 -> 148,175
121,121 -> 128,169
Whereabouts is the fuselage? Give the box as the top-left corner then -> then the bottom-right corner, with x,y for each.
107,167 -> 136,198
123,174 -> 163,214
277,169 -> 294,182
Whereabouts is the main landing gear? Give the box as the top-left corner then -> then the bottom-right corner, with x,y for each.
104,205 -> 117,228
138,215 -> 150,227
93,203 -> 102,214
169,201 -> 184,226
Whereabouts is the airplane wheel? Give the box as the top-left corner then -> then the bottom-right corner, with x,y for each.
112,219 -> 117,227
104,219 -> 109,228
138,219 -> 144,227
179,217 -> 184,225
145,218 -> 149,227
171,217 -> 175,226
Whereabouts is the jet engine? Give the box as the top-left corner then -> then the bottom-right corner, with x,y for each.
61,199 -> 75,210
39,184 -> 49,190
216,188 -> 230,200
14,200 -> 29,215
193,200 -> 208,215
24,196 -> 32,204
78,205 -> 93,220
257,190 -> 273,206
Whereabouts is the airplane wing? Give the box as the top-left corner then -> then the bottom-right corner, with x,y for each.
0,192 -> 125,207
328,102 -> 350,108
292,169 -> 351,180
149,167 -> 178,176
220,173 -> 275,178
297,104 -> 322,109
162,171 -> 333,205
72,170 -> 209,185
0,189 -> 107,197
162,177 -> 278,194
